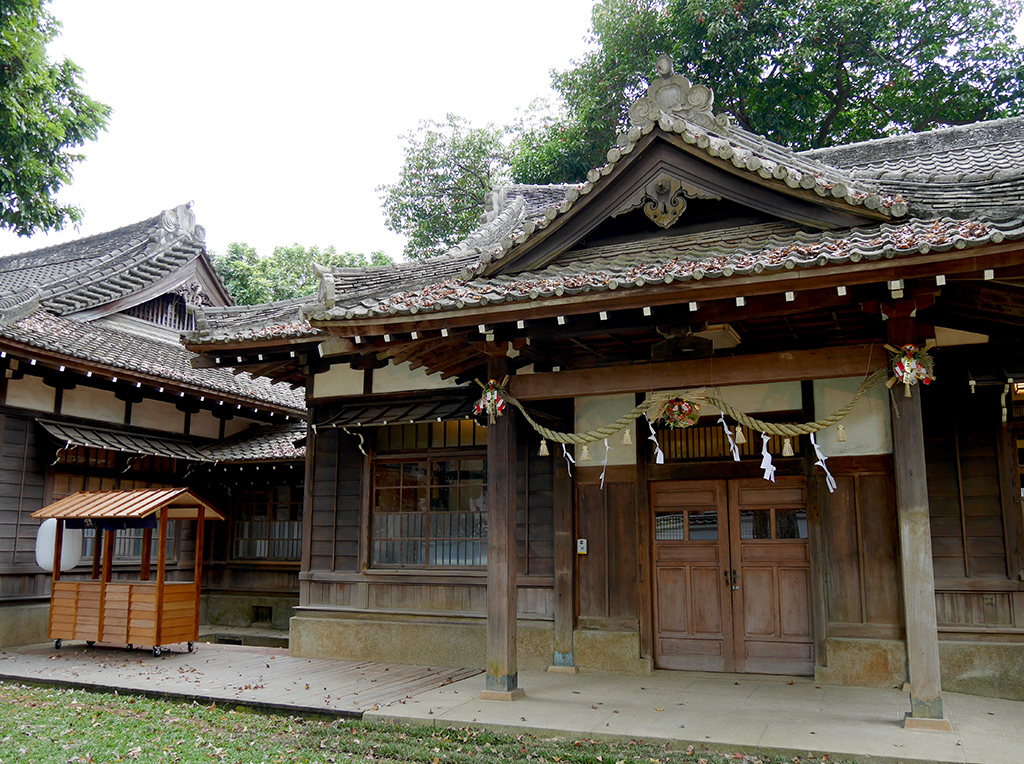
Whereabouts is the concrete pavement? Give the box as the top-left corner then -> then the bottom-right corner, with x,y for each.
369,668 -> 1024,764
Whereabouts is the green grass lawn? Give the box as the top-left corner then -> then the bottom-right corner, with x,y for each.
0,681 -> 857,764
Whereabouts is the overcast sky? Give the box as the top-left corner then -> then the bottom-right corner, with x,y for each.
0,0 -> 597,260
2,3 -> 1022,263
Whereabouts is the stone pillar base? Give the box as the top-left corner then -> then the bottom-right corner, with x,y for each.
904,713 -> 952,731
480,688 -> 526,701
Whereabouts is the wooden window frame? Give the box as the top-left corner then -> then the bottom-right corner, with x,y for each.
369,449 -> 488,571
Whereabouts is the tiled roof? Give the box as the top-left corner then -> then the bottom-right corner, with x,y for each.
0,204 -> 210,324
200,423 -> 306,462
1,309 -> 305,412
802,116 -> 1024,183
37,419 -> 217,463
304,217 -> 1022,321
189,295 -> 322,345
182,63 -> 1024,347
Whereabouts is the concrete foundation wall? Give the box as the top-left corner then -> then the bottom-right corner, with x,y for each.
0,603 -> 49,647
290,614 -> 653,674
814,636 -> 1024,701
201,594 -> 297,631
815,638 -> 908,689
940,640 -> 1024,701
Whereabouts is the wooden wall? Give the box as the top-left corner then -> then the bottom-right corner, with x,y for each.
301,419 -> 556,619
923,385 -> 1024,635
576,465 -> 639,629
0,409 -> 47,599
818,456 -> 903,641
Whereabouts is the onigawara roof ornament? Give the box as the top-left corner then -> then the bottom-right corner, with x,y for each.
628,54 -> 730,134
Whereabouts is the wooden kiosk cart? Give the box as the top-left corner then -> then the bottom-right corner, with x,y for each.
33,488 -> 224,657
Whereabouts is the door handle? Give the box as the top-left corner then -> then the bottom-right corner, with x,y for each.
731,569 -> 740,591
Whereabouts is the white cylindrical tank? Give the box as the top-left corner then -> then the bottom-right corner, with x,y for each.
35,519 -> 84,572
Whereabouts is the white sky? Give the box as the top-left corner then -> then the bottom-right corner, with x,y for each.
1,3 -> 1022,263
0,0 -> 597,260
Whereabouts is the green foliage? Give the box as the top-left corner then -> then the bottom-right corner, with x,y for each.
212,242 -> 393,305
0,0 -> 110,235
511,0 -> 1024,182
378,114 -> 511,260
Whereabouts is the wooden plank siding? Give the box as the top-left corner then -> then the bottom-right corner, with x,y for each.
0,410 -> 51,600
819,456 -> 904,639
576,465 -> 639,629
923,386 -> 1024,634
300,410 -> 556,619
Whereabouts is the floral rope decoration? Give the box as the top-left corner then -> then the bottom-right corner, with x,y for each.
481,368 -> 890,491
474,376 -> 509,423
661,398 -> 701,429
885,340 -> 936,398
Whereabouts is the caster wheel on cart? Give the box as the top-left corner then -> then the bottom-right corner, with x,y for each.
152,646 -> 162,658
86,641 -> 95,647
187,641 -> 195,653
54,639 -> 62,650
125,644 -> 133,651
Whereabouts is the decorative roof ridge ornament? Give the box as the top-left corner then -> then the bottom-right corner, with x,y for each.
628,54 -> 730,135
156,202 -> 206,246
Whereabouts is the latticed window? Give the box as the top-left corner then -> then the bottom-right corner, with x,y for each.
232,484 -> 302,560
370,420 -> 488,569
123,293 -> 194,331
371,457 -> 487,568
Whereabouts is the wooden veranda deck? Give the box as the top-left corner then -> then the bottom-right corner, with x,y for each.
0,642 -> 480,716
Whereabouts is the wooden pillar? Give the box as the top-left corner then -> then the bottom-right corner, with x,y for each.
481,354 -> 524,700
98,524 -> 115,642
52,520 -> 64,585
155,507 -> 168,648
91,528 -> 103,579
193,507 -> 206,636
634,394 -> 654,662
550,432 -> 576,672
888,313 -> 949,728
140,528 -> 153,581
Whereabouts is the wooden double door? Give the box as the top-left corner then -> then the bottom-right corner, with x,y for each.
651,477 -> 814,675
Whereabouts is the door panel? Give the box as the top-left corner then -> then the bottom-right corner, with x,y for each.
730,477 -> 814,675
652,480 -> 733,671
653,477 -> 813,675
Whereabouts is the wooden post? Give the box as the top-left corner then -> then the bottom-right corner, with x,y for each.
52,520 -> 64,585
550,429 -> 576,672
193,506 -> 206,637
99,524 -> 115,643
50,520 -> 64,642
888,314 -> 949,729
140,528 -> 153,581
155,507 -> 168,648
481,354 -> 524,700
634,393 -> 654,662
91,528 -> 103,579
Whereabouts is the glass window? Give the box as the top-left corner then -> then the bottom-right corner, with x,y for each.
739,510 -> 772,540
655,512 -> 687,540
688,510 -> 719,540
233,483 -> 303,560
372,455 -> 487,568
776,508 -> 808,539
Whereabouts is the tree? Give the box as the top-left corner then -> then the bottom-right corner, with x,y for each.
212,243 -> 393,305
512,0 -> 1024,182
0,0 -> 110,235
378,114 -> 510,260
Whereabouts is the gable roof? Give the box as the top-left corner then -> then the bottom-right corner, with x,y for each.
1,204 -> 305,416
0,203 -> 230,326
183,60 -> 1024,385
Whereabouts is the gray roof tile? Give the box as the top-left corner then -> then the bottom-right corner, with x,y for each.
2,309 -> 305,412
